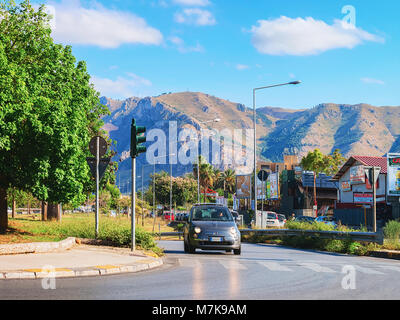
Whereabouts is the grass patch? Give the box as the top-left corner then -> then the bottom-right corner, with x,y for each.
3,214 -> 170,256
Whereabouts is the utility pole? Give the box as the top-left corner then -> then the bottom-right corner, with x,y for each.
130,118 -> 147,251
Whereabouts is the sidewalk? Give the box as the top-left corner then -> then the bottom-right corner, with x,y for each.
0,244 -> 163,279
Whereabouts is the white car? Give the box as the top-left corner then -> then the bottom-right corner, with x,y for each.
265,212 -> 281,228
277,214 -> 287,228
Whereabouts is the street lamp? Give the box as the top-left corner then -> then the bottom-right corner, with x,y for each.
252,81 -> 301,222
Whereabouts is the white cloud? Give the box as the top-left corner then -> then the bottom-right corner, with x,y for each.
174,8 -> 216,26
250,16 -> 384,56
361,77 -> 385,85
49,0 -> 163,48
91,73 -> 152,98
236,64 -> 249,70
173,0 -> 211,6
169,36 -> 204,53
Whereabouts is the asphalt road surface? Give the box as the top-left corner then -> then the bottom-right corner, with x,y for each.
1,241 -> 400,300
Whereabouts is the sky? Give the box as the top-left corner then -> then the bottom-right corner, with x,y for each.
33,0 -> 400,109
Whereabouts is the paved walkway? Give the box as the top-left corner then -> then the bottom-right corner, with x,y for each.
0,244 -> 163,279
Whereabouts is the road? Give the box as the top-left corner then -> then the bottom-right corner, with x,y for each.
1,241 -> 400,300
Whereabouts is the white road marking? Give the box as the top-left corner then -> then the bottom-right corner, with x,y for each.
355,265 -> 385,275
179,259 -> 201,268
219,260 -> 247,270
258,261 -> 293,272
298,262 -> 337,273
379,265 -> 400,273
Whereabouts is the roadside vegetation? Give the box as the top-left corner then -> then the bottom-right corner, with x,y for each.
242,220 -> 400,256
2,214 -> 173,257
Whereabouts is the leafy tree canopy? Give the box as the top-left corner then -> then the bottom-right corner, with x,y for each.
0,1 -> 109,231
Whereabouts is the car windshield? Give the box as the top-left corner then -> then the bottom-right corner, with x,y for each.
191,207 -> 233,221
267,213 -> 277,219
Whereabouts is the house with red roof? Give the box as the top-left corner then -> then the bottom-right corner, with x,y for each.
332,156 -> 387,208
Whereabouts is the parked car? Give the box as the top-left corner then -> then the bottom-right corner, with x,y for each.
230,210 -> 241,225
315,215 -> 337,227
277,214 -> 287,227
183,204 -> 241,255
295,215 -> 315,223
163,211 -> 175,221
265,212 -> 281,228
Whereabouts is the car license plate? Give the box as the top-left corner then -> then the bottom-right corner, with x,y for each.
209,237 -> 223,242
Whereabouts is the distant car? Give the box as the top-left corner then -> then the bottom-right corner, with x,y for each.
315,215 -> 337,227
164,211 -> 175,221
265,212 -> 280,227
277,214 -> 287,227
295,216 -> 315,224
230,210 -> 241,225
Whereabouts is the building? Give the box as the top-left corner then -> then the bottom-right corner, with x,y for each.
279,170 -> 337,217
258,155 -> 299,174
332,156 -> 387,208
332,155 -> 394,227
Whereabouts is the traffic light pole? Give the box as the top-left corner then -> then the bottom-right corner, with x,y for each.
130,118 -> 147,252
131,157 -> 136,251
95,136 -> 99,238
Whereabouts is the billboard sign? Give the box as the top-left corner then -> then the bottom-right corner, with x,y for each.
256,178 -> 266,200
387,153 -> 400,196
236,175 -> 251,199
350,165 -> 365,185
268,173 -> 279,200
353,193 -> 385,204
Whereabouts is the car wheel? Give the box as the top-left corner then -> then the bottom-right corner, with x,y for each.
233,247 -> 241,255
184,240 -> 189,253
226,249 -> 232,253
188,243 -> 196,254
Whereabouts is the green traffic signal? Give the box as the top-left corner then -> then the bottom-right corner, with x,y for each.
131,119 -> 147,158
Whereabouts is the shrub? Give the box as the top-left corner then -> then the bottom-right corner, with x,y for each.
384,220 -> 400,242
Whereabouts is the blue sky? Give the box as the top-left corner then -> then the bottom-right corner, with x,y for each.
37,0 -> 400,109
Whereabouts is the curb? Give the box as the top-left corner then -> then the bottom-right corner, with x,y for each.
0,237 -> 76,255
0,258 -> 163,280
369,250 -> 400,260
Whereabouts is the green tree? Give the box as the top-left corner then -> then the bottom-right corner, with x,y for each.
300,148 -> 346,208
0,1 -> 108,232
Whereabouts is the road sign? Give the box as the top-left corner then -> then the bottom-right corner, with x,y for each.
364,167 -> 381,185
257,170 -> 269,181
89,136 -> 108,157
86,157 -> 111,180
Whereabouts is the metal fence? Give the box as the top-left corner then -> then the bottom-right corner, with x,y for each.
158,228 -> 384,244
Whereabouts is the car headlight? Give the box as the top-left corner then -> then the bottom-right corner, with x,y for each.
194,227 -> 201,234
230,227 -> 237,235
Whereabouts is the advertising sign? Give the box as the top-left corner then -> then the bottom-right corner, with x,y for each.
256,178 -> 266,200
236,175 -> 251,199
341,181 -> 351,192
387,153 -> 400,196
350,165 -> 365,185
353,193 -> 385,204
268,173 -> 279,200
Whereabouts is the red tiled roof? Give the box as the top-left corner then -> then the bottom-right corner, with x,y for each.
332,155 -> 387,180
352,156 -> 387,174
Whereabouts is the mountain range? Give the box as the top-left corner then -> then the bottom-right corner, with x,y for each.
100,92 -> 400,188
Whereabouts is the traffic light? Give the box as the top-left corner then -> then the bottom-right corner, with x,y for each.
130,118 -> 147,158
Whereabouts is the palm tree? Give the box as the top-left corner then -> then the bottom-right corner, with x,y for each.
221,168 -> 236,195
